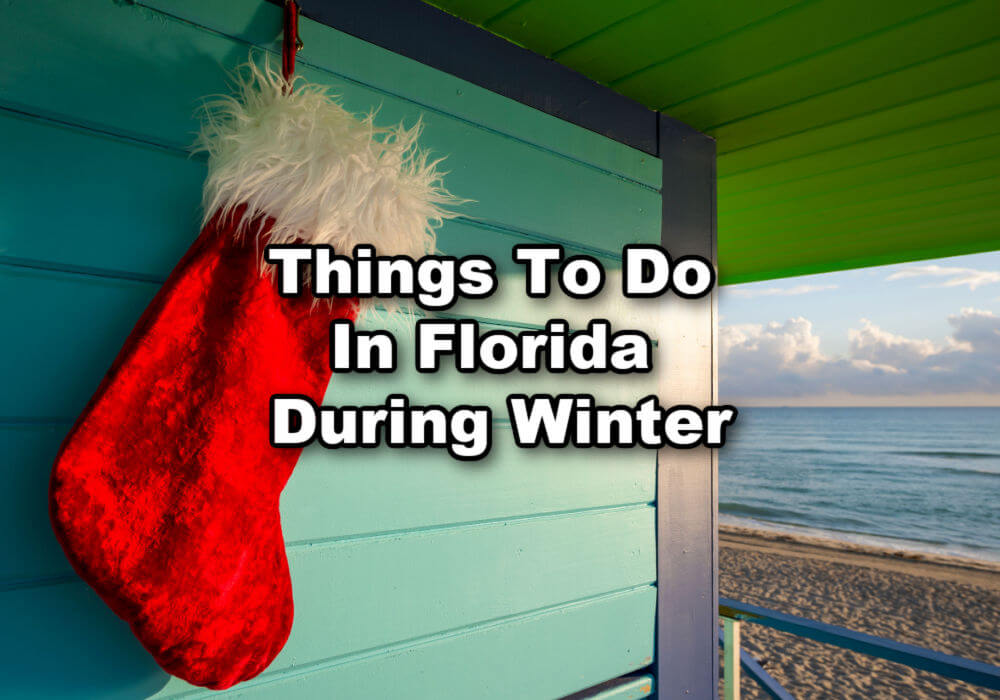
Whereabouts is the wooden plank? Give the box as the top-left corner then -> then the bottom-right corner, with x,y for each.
671,0 -> 1000,132
730,206 -> 1000,265
0,267 -> 158,419
0,582 -> 654,699
1,0 -> 661,252
154,0 -> 663,166
483,1 -> 660,57
5,0 -> 659,187
708,29 -> 1000,152
720,141 -> 1000,223
0,110 -> 203,280
723,189 -> 1000,252
718,108 -> 1000,202
177,587 -> 656,700
1,510 -> 655,697
721,228 -> 1000,285
655,116 -> 718,698
560,674 -> 655,700
282,429 -> 655,543
274,506 -> 655,676
723,174 -> 1000,240
0,110 -> 659,331
0,423 -> 653,585
550,0 -> 801,87
0,578 -> 174,699
0,267 -> 660,418
619,0 -> 950,109
718,79 -> 1000,178
0,424 -> 74,587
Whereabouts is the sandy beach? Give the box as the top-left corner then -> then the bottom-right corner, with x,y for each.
719,525 -> 1000,699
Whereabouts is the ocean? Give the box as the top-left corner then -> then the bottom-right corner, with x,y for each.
719,407 -> 1000,561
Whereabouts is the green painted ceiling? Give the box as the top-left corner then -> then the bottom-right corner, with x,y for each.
426,0 -> 1000,284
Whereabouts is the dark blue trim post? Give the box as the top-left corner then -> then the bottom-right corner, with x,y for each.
656,115 -> 719,698
280,0 -> 659,155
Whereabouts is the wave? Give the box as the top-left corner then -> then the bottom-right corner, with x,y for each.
718,514 -> 997,560
927,466 -> 1000,479
721,502 -> 937,537
720,512 -> 949,547
890,450 -> 1000,459
768,447 -> 837,455
767,484 -> 812,494
718,502 -> 810,521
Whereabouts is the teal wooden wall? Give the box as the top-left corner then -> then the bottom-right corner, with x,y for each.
0,1 -> 662,697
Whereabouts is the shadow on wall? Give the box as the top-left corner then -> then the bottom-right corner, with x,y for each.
1,429 -> 170,699
2,0 -> 289,696
1,580 -> 170,698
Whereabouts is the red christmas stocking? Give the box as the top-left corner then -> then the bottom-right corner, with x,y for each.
49,61 -> 453,690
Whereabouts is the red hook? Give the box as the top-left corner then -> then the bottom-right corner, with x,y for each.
282,0 -> 302,84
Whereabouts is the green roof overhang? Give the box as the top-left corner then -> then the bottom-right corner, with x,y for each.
426,0 -> 1000,283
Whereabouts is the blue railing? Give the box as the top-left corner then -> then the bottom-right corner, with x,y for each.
719,597 -> 1000,699
717,626 -> 792,700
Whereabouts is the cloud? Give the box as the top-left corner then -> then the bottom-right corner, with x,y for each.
728,283 -> 838,299
886,264 -> 1000,291
848,319 -> 937,367
720,309 -> 1000,402
949,307 -> 1000,355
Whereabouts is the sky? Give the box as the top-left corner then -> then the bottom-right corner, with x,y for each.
718,250 -> 1000,406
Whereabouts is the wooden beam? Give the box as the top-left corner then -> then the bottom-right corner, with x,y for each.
655,116 -> 719,698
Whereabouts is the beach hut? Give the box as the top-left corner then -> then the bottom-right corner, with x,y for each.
2,1 -> 998,698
